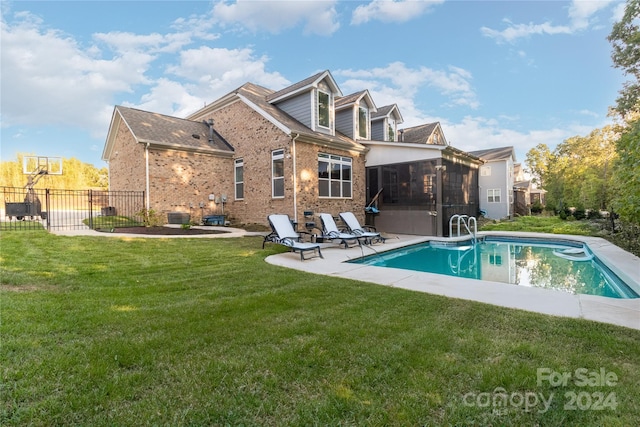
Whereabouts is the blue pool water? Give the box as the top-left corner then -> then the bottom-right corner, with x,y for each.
350,237 -> 638,299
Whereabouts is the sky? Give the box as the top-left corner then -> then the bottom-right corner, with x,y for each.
0,0 -> 629,170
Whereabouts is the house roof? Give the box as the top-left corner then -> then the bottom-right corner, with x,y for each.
399,122 -> 445,145
102,106 -> 234,160
335,90 -> 377,112
266,70 -> 342,103
371,104 -> 404,124
469,146 -> 516,162
235,83 -> 367,152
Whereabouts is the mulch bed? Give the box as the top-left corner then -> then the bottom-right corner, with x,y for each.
99,227 -> 228,235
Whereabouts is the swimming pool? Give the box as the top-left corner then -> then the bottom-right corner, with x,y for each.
349,236 -> 638,299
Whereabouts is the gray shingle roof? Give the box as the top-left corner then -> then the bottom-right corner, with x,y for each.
371,105 -> 394,120
116,106 -> 234,153
236,83 -> 366,150
266,70 -> 340,103
335,91 -> 366,108
469,146 -> 516,161
400,122 -> 439,144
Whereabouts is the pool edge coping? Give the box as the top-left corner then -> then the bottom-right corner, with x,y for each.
266,231 -> 640,331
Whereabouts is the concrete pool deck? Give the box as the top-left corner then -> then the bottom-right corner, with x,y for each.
266,231 -> 640,331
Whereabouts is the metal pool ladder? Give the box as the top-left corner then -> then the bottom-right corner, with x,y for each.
449,214 -> 477,243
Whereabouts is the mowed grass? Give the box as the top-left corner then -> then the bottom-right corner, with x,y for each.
1,231 -> 639,426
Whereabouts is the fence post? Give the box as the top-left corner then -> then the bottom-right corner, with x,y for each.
46,189 -> 51,231
88,189 -> 93,230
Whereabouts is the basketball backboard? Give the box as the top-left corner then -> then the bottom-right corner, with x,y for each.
23,156 -> 63,175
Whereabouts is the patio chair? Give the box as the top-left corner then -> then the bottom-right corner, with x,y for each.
264,214 -> 323,260
318,213 -> 362,248
339,212 -> 385,244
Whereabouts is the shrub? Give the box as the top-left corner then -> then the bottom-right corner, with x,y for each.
137,208 -> 164,227
531,201 -> 543,214
573,205 -> 586,220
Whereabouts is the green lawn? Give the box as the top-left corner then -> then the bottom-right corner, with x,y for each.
478,215 -> 599,235
1,230 -> 639,426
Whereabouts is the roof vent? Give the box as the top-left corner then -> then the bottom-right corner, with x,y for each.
192,134 -> 201,139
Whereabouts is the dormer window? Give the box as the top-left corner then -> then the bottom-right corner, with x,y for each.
358,106 -> 368,139
388,118 -> 396,141
318,90 -> 330,129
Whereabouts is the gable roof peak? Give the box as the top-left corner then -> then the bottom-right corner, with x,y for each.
266,69 -> 342,103
335,89 -> 377,112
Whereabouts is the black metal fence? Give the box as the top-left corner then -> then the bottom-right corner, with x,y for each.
1,187 -> 145,231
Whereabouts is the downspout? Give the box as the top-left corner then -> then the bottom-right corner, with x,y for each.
145,142 -> 150,210
291,133 -> 299,222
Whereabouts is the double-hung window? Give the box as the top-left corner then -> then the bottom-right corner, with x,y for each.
358,106 -> 368,139
272,149 -> 284,198
234,158 -> 244,200
488,188 -> 501,203
318,153 -> 352,198
318,91 -> 330,129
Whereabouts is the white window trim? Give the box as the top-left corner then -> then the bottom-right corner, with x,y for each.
318,153 -> 352,199
358,105 -> 369,139
272,149 -> 284,199
317,90 -> 331,131
234,158 -> 244,200
481,166 -> 492,176
488,188 -> 501,203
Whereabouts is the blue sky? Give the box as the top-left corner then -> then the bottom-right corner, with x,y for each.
1,0 -> 628,169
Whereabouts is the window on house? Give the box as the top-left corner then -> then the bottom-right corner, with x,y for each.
234,158 -> 244,200
318,91 -> 330,128
481,166 -> 492,176
318,153 -> 352,198
488,188 -> 501,203
387,118 -> 395,141
358,106 -> 368,139
272,149 -> 284,198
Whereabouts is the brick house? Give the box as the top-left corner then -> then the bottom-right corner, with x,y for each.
103,69 -> 481,235
103,70 -> 368,228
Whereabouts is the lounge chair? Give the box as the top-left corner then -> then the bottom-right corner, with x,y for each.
264,214 -> 323,260
318,213 -> 362,248
339,212 -> 385,244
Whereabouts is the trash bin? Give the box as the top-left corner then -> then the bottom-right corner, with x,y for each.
167,212 -> 190,224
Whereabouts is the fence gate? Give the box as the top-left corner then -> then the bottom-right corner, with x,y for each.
1,187 -> 145,231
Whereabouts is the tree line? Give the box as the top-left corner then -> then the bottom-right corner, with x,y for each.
0,153 -> 108,190
525,0 -> 640,225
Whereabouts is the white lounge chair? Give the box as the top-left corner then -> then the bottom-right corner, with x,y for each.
318,213 -> 361,248
339,212 -> 385,244
264,214 -> 323,260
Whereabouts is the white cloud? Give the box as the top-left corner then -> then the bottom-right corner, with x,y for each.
1,9 -> 289,139
0,11 -> 154,135
211,0 -> 340,36
481,0 -> 616,44
351,0 -> 444,25
335,62 -> 479,117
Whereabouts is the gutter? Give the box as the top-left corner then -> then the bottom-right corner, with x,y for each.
292,133 -> 299,222
145,142 -> 150,210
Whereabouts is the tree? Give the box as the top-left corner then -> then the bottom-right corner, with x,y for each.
608,0 -> 640,116
525,143 -> 553,188
0,154 -> 108,190
612,118 -> 640,223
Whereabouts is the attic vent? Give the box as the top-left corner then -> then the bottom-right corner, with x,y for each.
192,134 -> 201,139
